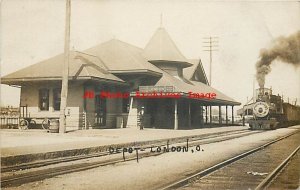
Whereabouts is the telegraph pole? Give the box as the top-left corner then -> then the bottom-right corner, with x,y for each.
203,37 -> 218,86
59,0 -> 71,133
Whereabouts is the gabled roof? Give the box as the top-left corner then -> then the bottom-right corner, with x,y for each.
143,27 -> 191,67
154,69 -> 240,105
183,59 -> 209,85
1,52 -> 125,85
85,39 -> 162,76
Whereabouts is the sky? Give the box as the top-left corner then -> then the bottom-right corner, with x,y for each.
1,0 -> 300,108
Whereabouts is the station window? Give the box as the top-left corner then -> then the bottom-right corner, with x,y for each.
39,89 -> 49,111
53,88 -> 61,111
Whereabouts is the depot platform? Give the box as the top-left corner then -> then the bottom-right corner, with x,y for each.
1,126 -> 247,166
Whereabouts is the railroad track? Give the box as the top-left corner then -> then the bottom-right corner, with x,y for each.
255,145 -> 300,190
265,143 -> 300,189
161,129 -> 300,190
1,129 -> 261,187
1,128 -> 253,173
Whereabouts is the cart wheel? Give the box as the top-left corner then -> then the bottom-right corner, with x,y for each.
29,120 -> 36,128
42,119 -> 50,130
19,119 -> 29,130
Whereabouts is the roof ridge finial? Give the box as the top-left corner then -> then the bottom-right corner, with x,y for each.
160,13 -> 163,27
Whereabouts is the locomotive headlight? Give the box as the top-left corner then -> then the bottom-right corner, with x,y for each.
253,102 -> 269,117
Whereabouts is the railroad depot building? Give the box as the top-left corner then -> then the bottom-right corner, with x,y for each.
2,27 -> 240,130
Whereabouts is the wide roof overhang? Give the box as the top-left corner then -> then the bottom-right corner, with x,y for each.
1,76 -> 127,86
149,60 -> 193,68
129,91 -> 240,106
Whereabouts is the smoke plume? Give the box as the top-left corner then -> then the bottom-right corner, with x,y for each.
256,31 -> 300,88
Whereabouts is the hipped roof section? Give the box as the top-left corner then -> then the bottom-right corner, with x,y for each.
2,27 -> 240,105
154,70 -> 240,106
2,39 -> 164,85
85,39 -> 162,76
1,51 -> 125,85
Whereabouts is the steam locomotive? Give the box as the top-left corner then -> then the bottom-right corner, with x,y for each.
239,88 -> 300,130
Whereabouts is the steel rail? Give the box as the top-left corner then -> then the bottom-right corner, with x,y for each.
1,130 -> 260,187
255,145 -> 300,190
160,130 -> 300,190
1,129 -> 250,173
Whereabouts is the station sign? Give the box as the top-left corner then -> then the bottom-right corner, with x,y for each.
139,86 -> 175,92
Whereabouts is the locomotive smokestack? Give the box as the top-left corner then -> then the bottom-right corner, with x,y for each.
256,31 -> 300,88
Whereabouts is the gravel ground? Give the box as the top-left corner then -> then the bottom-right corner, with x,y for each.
180,129 -> 300,189
1,126 -> 246,156
2,126 -> 299,190
268,147 -> 300,189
